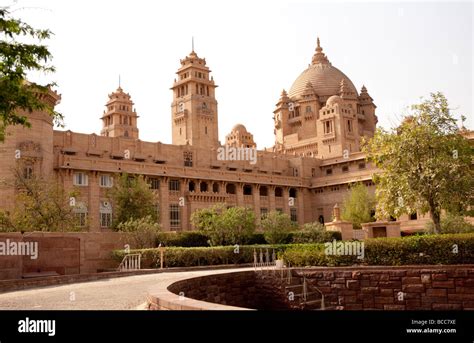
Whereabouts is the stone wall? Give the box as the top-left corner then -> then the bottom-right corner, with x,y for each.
296,265 -> 474,310
167,271 -> 289,310
0,232 -> 124,280
153,266 -> 474,310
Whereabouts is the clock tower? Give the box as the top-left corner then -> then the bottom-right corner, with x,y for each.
171,49 -> 219,148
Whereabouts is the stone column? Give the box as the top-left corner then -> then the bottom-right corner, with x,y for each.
253,184 -> 261,225
160,177 -> 170,231
283,186 -> 290,215
88,171 -> 100,232
269,185 -> 276,212
181,178 -> 190,231
297,187 -> 305,225
236,183 -> 244,207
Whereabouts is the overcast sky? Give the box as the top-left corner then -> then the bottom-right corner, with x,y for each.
10,0 -> 473,148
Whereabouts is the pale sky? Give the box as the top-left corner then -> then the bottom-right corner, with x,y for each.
9,0 -> 474,148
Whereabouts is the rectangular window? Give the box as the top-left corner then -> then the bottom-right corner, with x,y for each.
169,204 -> 181,228
73,172 -> 88,186
149,178 -> 160,190
75,212 -> 87,227
293,168 -> 299,177
358,162 -> 366,169
169,179 -> 180,191
311,168 -> 316,177
23,166 -> 33,179
409,212 -> 418,220
260,208 -> 268,219
290,208 -> 297,222
100,175 -> 113,188
342,165 -> 349,173
183,151 -> 193,167
326,168 -> 332,175
324,121 -> 333,134
100,213 -> 112,228
347,120 -> 353,133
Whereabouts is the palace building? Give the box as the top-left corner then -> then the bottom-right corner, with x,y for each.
0,39 -> 470,233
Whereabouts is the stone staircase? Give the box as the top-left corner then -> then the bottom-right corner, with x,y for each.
255,269 -> 331,310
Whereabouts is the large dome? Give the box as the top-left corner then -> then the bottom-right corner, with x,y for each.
288,38 -> 358,99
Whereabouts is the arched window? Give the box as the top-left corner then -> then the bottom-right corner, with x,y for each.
259,186 -> 268,196
289,188 -> 297,198
188,181 -> 195,192
243,184 -> 252,195
318,215 -> 324,224
200,182 -> 208,192
212,183 -> 219,193
275,187 -> 283,197
226,183 -> 236,194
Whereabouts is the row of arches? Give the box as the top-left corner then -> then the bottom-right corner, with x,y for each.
187,181 -> 298,198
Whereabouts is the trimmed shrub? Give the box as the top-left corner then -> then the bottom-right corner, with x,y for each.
292,222 -> 341,243
281,233 -> 474,267
156,231 -> 210,247
243,233 -> 267,245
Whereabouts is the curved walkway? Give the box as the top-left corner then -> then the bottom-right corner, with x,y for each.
0,268 -> 253,310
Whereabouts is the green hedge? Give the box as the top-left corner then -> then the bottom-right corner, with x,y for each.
156,231 -> 210,247
112,244 -> 292,268
281,233 -> 474,267
152,230 -> 341,248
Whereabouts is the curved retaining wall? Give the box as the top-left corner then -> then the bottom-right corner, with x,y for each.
147,265 -> 474,310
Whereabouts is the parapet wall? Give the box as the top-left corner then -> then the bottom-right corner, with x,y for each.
149,265 -> 474,310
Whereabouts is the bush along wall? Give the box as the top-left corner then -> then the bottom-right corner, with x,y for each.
281,233 -> 474,267
112,234 -> 474,268
112,244 -> 291,268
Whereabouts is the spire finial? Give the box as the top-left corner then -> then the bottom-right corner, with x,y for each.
192,36 -> 194,52
312,36 -> 329,65
118,74 -> 121,88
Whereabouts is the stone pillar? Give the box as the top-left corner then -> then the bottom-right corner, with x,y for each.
297,188 -> 305,225
236,183 -> 244,207
269,185 -> 276,212
253,184 -> 261,225
160,177 -> 170,231
283,186 -> 290,215
182,178 -> 190,231
88,172 -> 100,232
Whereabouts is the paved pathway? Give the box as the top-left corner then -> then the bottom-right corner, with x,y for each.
0,268 -> 252,310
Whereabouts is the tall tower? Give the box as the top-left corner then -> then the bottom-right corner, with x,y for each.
100,86 -> 139,139
171,48 -> 219,148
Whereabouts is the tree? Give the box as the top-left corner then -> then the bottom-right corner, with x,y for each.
116,216 -> 161,249
0,163 -> 80,232
363,92 -> 473,233
426,213 -> 474,234
191,204 -> 256,246
0,8 -> 63,142
107,173 -> 158,229
261,211 -> 296,244
341,183 -> 375,229
293,221 -> 335,243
